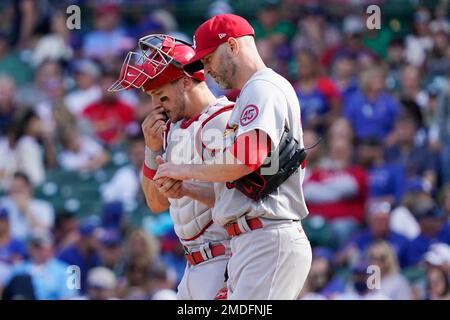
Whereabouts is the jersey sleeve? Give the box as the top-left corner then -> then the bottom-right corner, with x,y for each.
235,80 -> 288,149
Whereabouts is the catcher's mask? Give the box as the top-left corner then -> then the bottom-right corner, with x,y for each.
108,34 -> 205,93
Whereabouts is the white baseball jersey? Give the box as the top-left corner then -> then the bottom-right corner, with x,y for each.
164,96 -> 234,250
213,68 -> 309,227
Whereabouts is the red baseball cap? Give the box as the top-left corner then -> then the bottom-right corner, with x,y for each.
184,14 -> 255,74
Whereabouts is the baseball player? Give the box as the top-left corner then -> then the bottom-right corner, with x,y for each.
154,14 -> 312,299
108,34 -> 233,299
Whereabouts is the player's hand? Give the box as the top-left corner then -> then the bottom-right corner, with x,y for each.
154,177 -> 184,199
154,156 -> 189,181
141,106 -> 167,152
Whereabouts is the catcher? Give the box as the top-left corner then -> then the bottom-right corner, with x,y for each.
109,34 -> 233,299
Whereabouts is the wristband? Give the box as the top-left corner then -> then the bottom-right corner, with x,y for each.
145,146 -> 161,170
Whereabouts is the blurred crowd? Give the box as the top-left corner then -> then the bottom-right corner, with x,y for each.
0,0 -> 449,300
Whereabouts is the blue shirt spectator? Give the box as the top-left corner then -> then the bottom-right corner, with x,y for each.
7,231 -> 77,300
404,200 -> 450,267
384,113 -> 440,187
0,238 -> 27,264
358,137 -> 406,204
0,208 -> 27,264
82,4 -> 132,61
344,89 -> 400,141
57,217 -> 101,294
344,201 -> 409,267
352,230 -> 409,267
369,163 -> 406,204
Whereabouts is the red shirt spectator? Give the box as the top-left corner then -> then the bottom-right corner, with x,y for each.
83,99 -> 134,146
304,139 -> 368,224
305,165 -> 368,224
82,72 -> 135,146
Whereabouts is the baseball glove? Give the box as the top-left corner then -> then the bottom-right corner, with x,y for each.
230,126 -> 307,201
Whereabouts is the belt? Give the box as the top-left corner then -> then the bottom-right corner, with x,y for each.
226,217 -> 263,237
185,244 -> 226,266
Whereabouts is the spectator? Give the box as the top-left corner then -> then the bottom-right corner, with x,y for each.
0,207 -> 27,294
390,179 -> 429,240
0,172 -> 54,241
118,255 -> 151,299
80,267 -> 118,300
345,201 -> 409,268
385,113 -> 439,189
323,14 -> 377,71
82,4 -> 132,64
98,228 -> 123,274
30,10 -> 73,67
294,50 -> 341,132
58,127 -> 109,172
102,133 -> 144,210
124,229 -> 159,267
57,217 -> 102,294
362,13 -> 393,60
430,87 -> 450,184
398,65 -> 429,110
53,211 -> 79,251
299,247 -> 346,300
0,207 -> 26,265
366,241 -> 412,299
333,262 -> 390,300
5,109 -> 49,186
292,5 -> 341,60
427,22 -> 450,78
16,60 -> 64,108
116,229 -> 159,299
101,202 -> 126,236
304,138 -> 368,245
404,7 -> 433,67
357,137 -> 406,205
327,117 -> 354,144
146,260 -> 177,300
64,59 -> 102,116
0,32 -> 33,86
159,230 -> 186,286
344,66 -> 401,142
424,243 -> 450,274
404,198 -> 450,267
331,51 -> 359,107
385,39 -> 406,92
424,265 -> 450,300
7,231 -> 76,300
251,1 -> 296,48
82,70 -> 135,147
0,125 -> 18,191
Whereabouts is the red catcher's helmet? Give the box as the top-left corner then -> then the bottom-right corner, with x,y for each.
108,34 -> 205,93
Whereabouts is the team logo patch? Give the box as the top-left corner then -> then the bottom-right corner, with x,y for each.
223,124 -> 238,137
240,105 -> 259,126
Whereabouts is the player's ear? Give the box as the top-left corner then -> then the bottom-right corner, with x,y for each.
227,37 -> 240,56
181,75 -> 193,91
